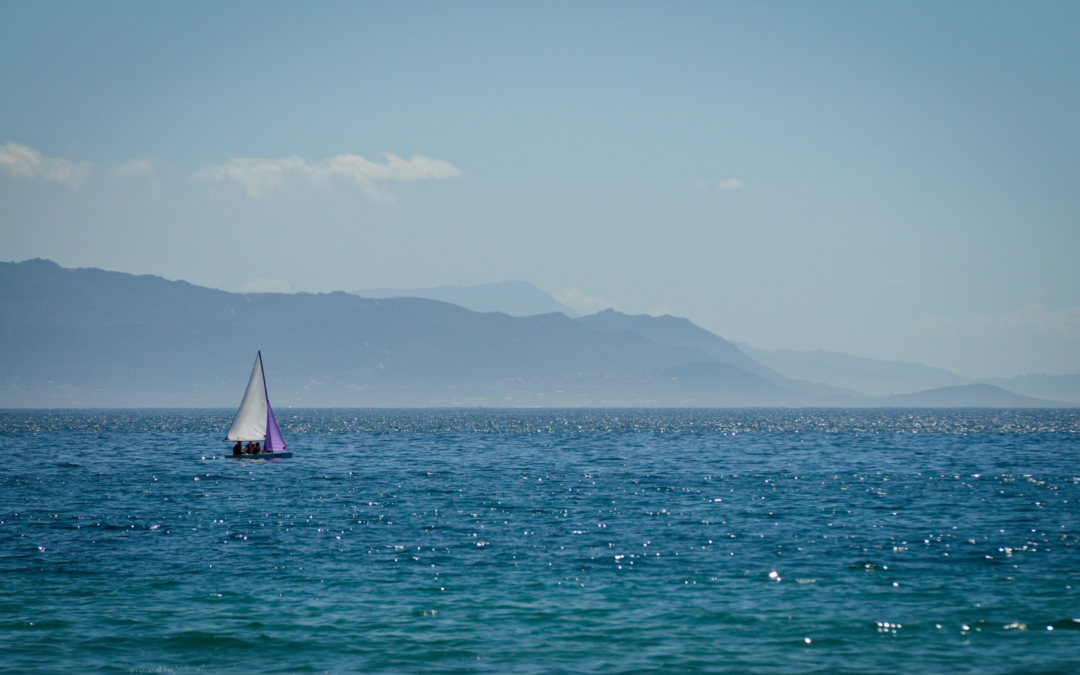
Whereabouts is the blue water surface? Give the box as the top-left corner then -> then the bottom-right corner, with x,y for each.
1,409 -> 1079,674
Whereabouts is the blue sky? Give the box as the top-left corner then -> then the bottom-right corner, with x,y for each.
2,1 -> 1078,378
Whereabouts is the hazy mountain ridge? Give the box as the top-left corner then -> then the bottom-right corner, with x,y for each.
734,344 -> 971,395
1,260 -> 787,407
737,343 -> 1080,403
580,310 -> 855,398
353,281 -> 577,317
578,310 -> 770,375
642,362 -> 811,407
2,260 -> 1074,408
867,384 -> 1068,409
982,375 -> 1080,404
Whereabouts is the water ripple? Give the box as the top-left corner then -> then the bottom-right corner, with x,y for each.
0,409 -> 1078,673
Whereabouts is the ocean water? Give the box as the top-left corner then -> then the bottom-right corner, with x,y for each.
1,409 -> 1079,674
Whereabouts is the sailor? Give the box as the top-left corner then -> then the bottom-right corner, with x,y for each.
244,441 -> 253,454
232,441 -> 242,455
253,442 -> 262,454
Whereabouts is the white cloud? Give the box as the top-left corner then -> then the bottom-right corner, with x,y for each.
0,142 -> 91,187
112,158 -> 156,179
718,178 -> 744,190
554,288 -> 615,315
919,303 -> 1080,339
194,152 -> 461,199
237,279 -> 294,293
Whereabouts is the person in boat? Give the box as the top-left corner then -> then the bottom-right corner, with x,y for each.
244,441 -> 253,454
233,441 -> 242,455
253,441 -> 262,454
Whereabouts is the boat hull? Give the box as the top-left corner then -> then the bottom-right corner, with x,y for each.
227,452 -> 292,459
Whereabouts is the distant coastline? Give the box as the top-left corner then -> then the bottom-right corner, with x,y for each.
1,259 -> 1077,409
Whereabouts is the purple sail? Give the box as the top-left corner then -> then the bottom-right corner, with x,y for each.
258,351 -> 287,453
265,401 -> 287,453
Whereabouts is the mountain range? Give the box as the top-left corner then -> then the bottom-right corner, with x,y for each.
353,281 -> 577,317
0,259 -> 1074,408
736,344 -> 1080,403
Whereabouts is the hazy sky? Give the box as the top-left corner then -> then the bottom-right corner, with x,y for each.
2,1 -> 1078,378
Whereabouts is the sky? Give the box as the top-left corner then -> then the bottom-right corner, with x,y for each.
1,1 -> 1078,379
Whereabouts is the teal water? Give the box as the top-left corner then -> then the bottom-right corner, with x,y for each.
1,409 -> 1079,674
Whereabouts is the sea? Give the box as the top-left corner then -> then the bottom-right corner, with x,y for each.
1,408 -> 1078,674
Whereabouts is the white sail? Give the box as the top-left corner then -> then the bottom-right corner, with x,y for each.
225,353 -> 268,441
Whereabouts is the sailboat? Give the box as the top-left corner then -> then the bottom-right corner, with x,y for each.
225,352 -> 292,459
